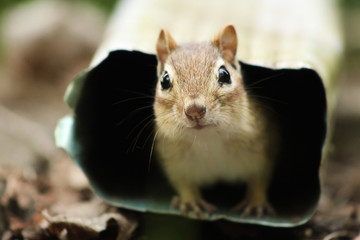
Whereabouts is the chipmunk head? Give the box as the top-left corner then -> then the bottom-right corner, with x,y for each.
154,25 -> 250,140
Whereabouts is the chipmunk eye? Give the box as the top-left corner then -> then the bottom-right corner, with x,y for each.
161,71 -> 171,90
218,66 -> 231,85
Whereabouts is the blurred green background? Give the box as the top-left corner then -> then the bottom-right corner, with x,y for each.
0,0 -> 118,15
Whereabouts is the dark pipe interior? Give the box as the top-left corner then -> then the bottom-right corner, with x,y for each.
72,50 -> 326,223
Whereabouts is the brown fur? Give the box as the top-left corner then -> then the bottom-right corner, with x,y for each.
153,25 -> 278,217
167,43 -> 218,96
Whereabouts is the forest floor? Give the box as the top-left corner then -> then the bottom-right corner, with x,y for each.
0,1 -> 359,239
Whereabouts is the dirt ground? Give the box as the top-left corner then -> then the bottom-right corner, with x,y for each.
0,1 -> 359,239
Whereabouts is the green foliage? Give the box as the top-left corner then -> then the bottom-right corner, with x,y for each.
0,0 -> 32,16
0,0 -> 119,16
72,0 -> 118,14
340,0 -> 360,9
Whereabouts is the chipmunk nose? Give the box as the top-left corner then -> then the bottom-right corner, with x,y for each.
184,104 -> 206,121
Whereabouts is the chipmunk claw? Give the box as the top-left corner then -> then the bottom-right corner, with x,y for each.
232,200 -> 275,218
171,196 -> 217,218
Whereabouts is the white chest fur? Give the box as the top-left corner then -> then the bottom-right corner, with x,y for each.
157,130 -> 267,187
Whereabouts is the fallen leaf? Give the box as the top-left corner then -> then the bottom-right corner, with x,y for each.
41,210 -> 137,240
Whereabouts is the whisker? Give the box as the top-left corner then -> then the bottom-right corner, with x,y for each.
136,112 -> 173,151
236,103 -> 256,117
142,125 -> 157,149
125,110 -> 175,153
126,114 -> 154,139
145,63 -> 158,68
247,94 -> 287,105
126,117 -> 154,154
215,94 -> 258,117
131,119 -> 155,153
114,105 -> 154,128
114,89 -> 155,98
245,72 -> 285,89
148,129 -> 159,172
191,134 -> 197,148
112,96 -> 154,106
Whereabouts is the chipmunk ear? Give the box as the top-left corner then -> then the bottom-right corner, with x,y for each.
213,25 -> 238,63
156,29 -> 178,65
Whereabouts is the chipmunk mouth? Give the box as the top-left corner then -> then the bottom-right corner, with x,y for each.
190,122 -> 216,130
185,118 -> 216,130
193,124 -> 206,130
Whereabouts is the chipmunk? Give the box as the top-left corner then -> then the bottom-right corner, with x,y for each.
153,25 -> 278,218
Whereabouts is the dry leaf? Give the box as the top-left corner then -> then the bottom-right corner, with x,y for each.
42,210 -> 137,240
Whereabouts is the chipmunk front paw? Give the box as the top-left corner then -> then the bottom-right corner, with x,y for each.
232,199 -> 275,217
171,196 -> 217,218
